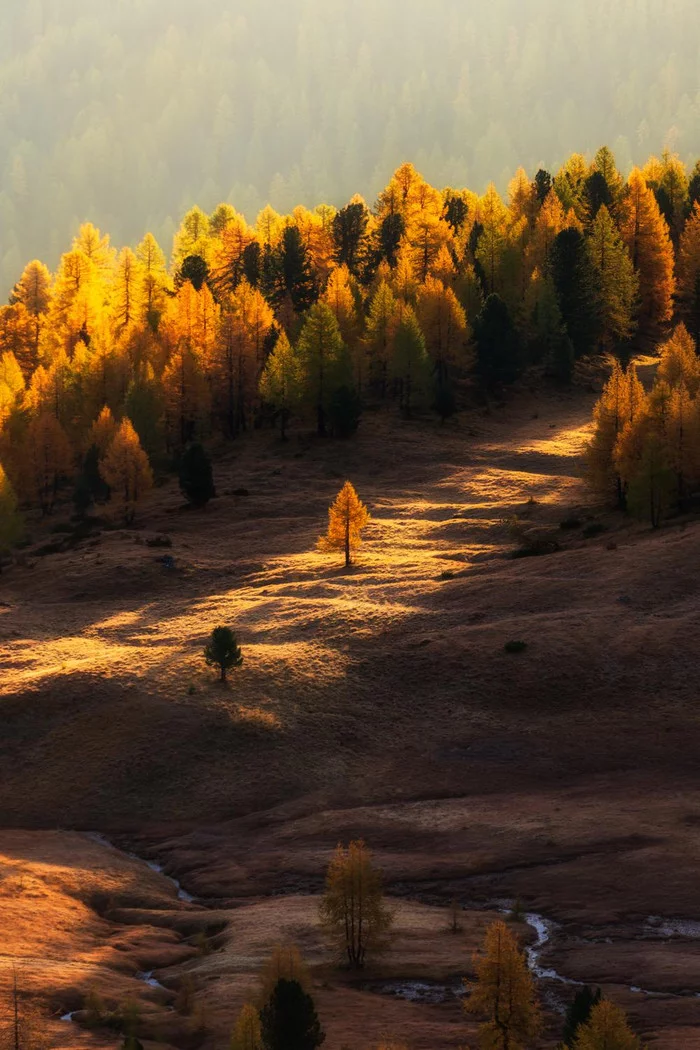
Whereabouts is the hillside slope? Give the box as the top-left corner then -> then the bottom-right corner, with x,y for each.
2,386 -> 698,828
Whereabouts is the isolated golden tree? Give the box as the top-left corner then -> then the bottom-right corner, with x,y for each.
465,919 -> 541,1050
573,999 -> 644,1050
231,1003 -> 262,1050
319,840 -> 392,969
318,481 -> 370,568
100,418 -> 153,523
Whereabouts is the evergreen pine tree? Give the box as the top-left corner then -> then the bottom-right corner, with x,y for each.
563,986 -> 602,1047
259,980 -> 324,1050
204,626 -> 243,683
178,442 -> 216,507
550,227 -> 601,358
474,294 -> 522,390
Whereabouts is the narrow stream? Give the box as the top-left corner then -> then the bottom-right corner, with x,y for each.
61,835 -> 700,1023
86,831 -> 196,903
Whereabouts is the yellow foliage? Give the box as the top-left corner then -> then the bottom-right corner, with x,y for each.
258,945 -> 310,1006
319,840 -> 392,968
657,323 -> 700,396
465,920 -> 541,1050
100,418 -> 153,523
24,412 -> 72,513
318,481 -> 370,568
574,999 -> 644,1050
89,406 -> 118,456
619,168 -> 675,335
231,1003 -> 262,1050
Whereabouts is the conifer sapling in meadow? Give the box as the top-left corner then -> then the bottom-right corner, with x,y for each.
204,627 -> 243,683
318,481 -> 370,568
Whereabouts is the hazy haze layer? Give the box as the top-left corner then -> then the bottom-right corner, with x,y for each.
1,0 -> 699,294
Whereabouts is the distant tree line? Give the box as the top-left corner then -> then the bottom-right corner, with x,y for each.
2,0 -> 700,300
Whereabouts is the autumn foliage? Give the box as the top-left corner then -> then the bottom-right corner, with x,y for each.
318,482 -> 370,567
588,324 -> 700,526
465,920 -> 541,1050
0,150 -> 694,545
319,840 -> 392,968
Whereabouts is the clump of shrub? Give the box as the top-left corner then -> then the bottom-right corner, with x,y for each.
504,640 -> 528,654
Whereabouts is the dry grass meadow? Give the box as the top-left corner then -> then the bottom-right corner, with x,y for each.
3,376 -> 700,1048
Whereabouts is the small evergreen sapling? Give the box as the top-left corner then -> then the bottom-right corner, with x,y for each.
205,627 -> 243,683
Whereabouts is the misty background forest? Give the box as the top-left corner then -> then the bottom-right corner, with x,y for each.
1,0 -> 700,298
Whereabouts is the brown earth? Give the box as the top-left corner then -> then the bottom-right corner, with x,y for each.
2,375 -> 700,1047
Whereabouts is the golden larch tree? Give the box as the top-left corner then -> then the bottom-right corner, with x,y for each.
613,409 -> 674,528
136,232 -> 170,325
587,361 -> 647,505
111,247 -> 140,334
416,274 -> 469,382
0,353 -> 25,430
258,945 -> 311,1006
465,919 -> 541,1050
657,323 -> 700,396
89,405 -> 119,456
573,999 -> 644,1050
231,1003 -> 262,1050
619,168 -> 675,341
677,200 -> 700,342
100,418 -> 153,524
214,280 -> 274,435
319,840 -> 392,968
0,303 -> 38,379
475,183 -> 511,295
508,167 -> 537,227
526,188 -> 568,277
24,412 -> 72,514
318,481 -> 370,568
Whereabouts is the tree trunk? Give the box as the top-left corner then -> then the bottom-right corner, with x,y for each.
220,665 -> 227,683
345,517 -> 351,568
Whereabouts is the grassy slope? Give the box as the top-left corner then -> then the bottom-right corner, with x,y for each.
1,383 -> 699,828
3,382 -> 700,1046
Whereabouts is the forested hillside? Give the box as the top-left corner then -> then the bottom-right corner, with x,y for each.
2,0 -> 700,297
2,149 -> 700,540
